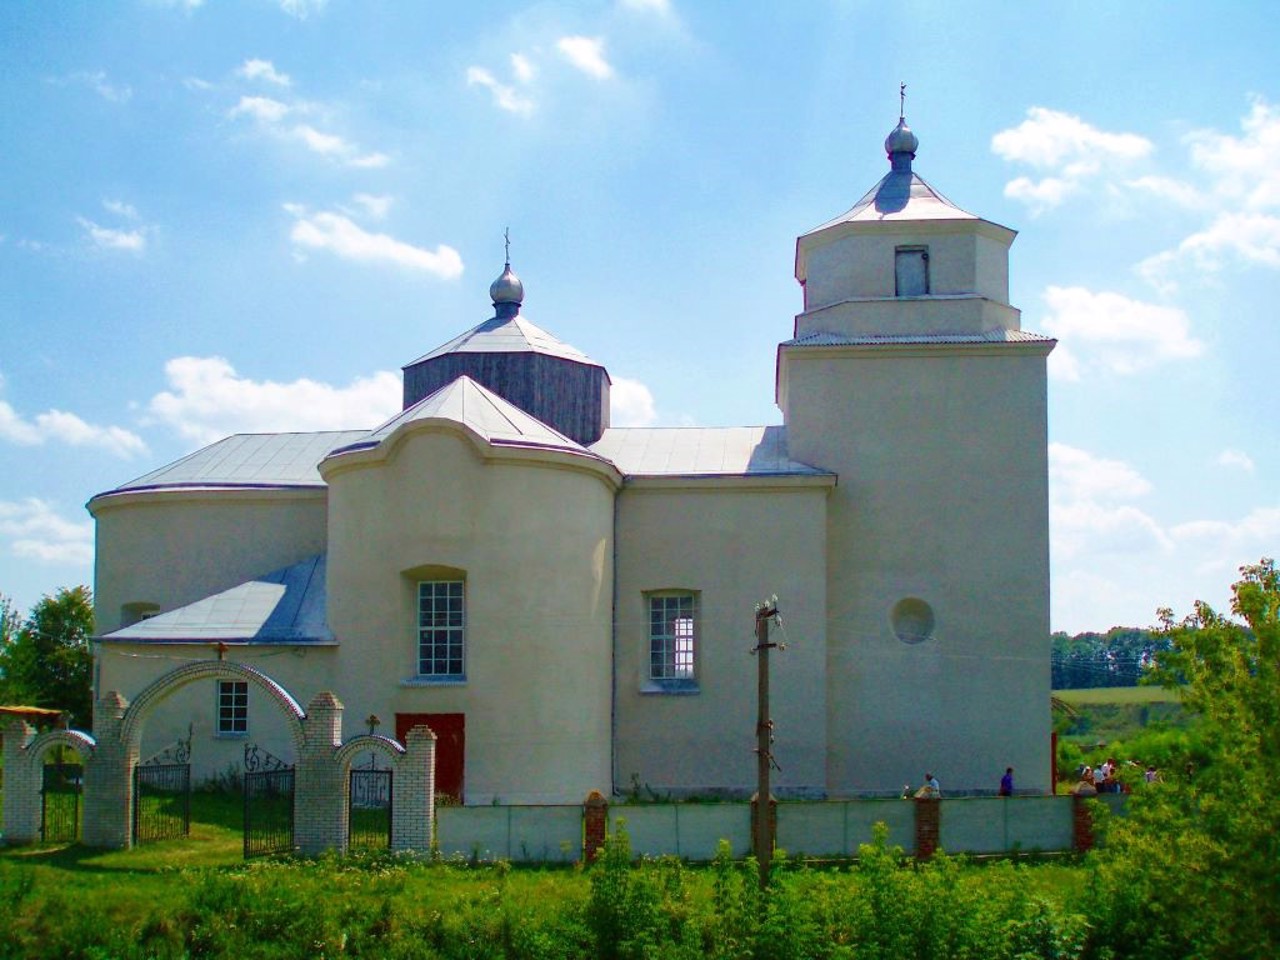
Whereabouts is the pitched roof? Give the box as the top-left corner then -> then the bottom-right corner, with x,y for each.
329,375 -> 597,458
590,425 -> 829,478
101,431 -> 367,495
100,554 -> 334,644
803,168 -> 978,233
404,314 -> 599,367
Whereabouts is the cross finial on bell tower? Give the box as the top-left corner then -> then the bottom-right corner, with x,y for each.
899,81 -> 906,122
504,226 -> 511,267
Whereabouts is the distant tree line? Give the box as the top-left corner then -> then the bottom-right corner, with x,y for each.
1051,627 -> 1171,689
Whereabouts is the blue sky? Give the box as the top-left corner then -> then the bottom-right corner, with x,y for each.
1,0 -> 1276,634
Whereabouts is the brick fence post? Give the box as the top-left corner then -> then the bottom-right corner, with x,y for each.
84,691 -> 135,849
1072,794 -> 1095,853
392,725 -> 436,854
914,797 -> 941,860
295,691 -> 345,856
583,790 -> 608,863
1,719 -> 38,844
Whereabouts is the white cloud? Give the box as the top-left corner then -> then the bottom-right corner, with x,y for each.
1123,175 -> 1208,211
0,399 -> 147,457
229,95 -> 389,167
77,216 -> 146,252
557,36 -> 613,79
351,193 -> 392,220
1215,448 -> 1255,473
1137,99 -> 1280,288
1048,443 -> 1169,564
510,54 -> 536,84
285,206 -> 463,278
0,499 -> 94,566
230,95 -> 291,123
1039,285 -> 1203,379
467,66 -> 535,116
237,58 -> 291,87
60,71 -> 133,103
145,356 -> 400,446
1049,442 -> 1152,503
620,0 -> 672,14
277,0 -> 326,18
610,377 -> 657,427
102,199 -> 139,219
992,107 -> 1152,212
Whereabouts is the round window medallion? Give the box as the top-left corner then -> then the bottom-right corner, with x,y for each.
890,597 -> 935,644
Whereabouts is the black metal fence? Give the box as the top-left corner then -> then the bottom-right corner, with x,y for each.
40,762 -> 82,843
349,767 -> 392,852
243,743 -> 295,858
133,762 -> 192,843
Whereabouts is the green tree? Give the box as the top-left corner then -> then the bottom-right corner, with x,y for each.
1086,559 -> 1279,958
0,586 -> 95,728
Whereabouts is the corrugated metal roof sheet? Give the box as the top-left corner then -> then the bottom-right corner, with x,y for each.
331,375 -> 597,458
783,329 -> 1056,347
590,425 -> 829,478
404,314 -> 598,367
106,431 -> 367,494
803,169 -> 978,234
100,554 -> 333,644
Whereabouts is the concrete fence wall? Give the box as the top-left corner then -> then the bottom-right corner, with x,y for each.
433,795 -> 1122,862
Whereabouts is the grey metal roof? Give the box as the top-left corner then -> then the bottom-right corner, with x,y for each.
100,554 -> 334,644
590,425 -> 829,478
803,168 -> 978,234
102,431 -> 368,496
330,375 -> 598,458
782,329 -> 1056,347
404,314 -> 599,367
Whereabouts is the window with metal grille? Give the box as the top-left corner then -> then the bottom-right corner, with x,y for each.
217,680 -> 248,736
649,593 -> 697,683
418,580 -> 465,679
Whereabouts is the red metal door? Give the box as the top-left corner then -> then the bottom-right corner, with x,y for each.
396,712 -> 465,803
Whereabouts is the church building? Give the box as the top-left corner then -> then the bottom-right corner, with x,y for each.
91,116 -> 1055,802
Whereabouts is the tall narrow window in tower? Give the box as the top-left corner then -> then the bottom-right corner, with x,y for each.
648,592 -> 698,687
418,580 -> 466,679
895,246 -> 930,296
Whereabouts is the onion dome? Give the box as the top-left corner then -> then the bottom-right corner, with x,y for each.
490,261 -> 524,309
884,118 -> 918,173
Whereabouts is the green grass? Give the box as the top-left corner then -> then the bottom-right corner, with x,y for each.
1055,686 -> 1182,706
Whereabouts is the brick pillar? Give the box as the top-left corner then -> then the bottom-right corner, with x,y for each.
914,797 -> 941,860
83,691 -> 135,849
296,691 -> 345,856
2,719 -> 39,844
1072,794 -> 1095,853
392,725 -> 436,853
583,790 -> 608,862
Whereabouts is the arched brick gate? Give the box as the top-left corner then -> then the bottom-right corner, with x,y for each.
2,660 -> 436,854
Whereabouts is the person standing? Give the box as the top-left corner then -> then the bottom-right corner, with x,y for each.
999,766 -> 1014,797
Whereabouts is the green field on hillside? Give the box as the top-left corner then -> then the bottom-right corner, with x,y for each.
1054,686 -> 1182,706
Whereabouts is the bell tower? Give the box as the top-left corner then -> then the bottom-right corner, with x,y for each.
778,114 -> 1057,795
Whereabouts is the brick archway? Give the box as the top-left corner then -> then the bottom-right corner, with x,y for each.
119,660 -> 306,758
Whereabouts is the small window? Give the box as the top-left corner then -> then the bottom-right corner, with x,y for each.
217,680 -> 248,736
418,580 -> 466,679
895,246 -> 929,296
648,592 -> 698,690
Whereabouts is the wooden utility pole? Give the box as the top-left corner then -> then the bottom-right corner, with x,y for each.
753,596 -> 780,889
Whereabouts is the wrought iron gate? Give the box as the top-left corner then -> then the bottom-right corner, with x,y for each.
133,729 -> 192,843
348,759 -> 392,852
243,743 -> 294,858
40,761 -> 83,843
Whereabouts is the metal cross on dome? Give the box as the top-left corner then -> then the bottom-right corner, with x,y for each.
900,81 -> 907,121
